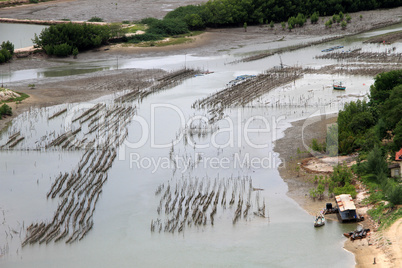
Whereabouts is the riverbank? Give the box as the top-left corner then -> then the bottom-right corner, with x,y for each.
274,115 -> 402,267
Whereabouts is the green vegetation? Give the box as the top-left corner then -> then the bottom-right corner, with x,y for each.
0,41 -> 14,64
323,69 -> 402,228
307,69 -> 402,231
309,163 -> 356,200
0,103 -> 12,118
335,70 -> 402,155
124,18 -> 190,45
88,16 -> 103,22
0,88 -> 30,104
121,24 -> 147,34
325,19 -> 332,28
368,205 -> 402,230
33,23 -> 110,57
310,12 -> 319,24
310,138 -> 326,153
341,20 -> 347,29
161,0 -> 402,29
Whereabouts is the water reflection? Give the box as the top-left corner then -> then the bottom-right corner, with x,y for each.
0,23 -> 47,49
38,67 -> 110,78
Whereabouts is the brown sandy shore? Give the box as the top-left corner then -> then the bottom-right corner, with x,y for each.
274,115 -> 402,267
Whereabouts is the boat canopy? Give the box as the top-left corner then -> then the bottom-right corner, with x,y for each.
335,194 -> 356,212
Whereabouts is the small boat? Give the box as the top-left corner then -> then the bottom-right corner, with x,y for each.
314,213 -> 325,227
333,81 -> 346,90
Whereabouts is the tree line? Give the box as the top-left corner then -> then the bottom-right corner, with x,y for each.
165,0 -> 402,28
327,70 -> 402,206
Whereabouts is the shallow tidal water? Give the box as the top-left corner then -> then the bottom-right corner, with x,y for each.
2,23 -> 402,267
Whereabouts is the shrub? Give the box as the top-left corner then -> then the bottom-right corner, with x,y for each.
295,13 -> 306,27
325,19 -> 332,28
140,17 -> 160,26
72,47 -> 79,57
0,48 -> 12,63
310,12 -> 319,24
0,103 -> 12,118
33,23 -> 110,56
333,183 -> 357,198
331,163 -> 353,187
386,184 -> 402,205
184,14 -> 205,29
341,20 -> 347,29
147,19 -> 189,36
127,33 -> 163,44
88,16 -> 103,22
53,43 -> 72,57
311,138 -> 326,153
270,20 -> 274,28
1,41 -> 14,55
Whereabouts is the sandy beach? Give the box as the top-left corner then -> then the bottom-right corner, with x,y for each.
1,1 -> 402,266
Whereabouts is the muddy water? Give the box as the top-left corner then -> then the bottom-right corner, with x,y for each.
1,24 -> 399,267
0,23 -> 47,49
0,75 -> 357,267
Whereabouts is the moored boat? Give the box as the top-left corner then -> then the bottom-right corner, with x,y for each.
333,81 -> 346,90
314,213 -> 325,227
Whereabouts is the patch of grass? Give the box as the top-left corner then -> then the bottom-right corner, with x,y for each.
379,208 -> 402,230
0,90 -> 30,104
368,204 -> 402,231
121,24 -> 147,34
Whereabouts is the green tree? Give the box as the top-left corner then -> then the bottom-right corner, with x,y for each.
295,13 -> 306,27
1,41 -> 14,55
310,11 -> 319,24
184,14 -> 205,29
270,20 -> 274,29
370,70 -> 402,105
379,85 -> 402,130
331,163 -> 353,187
341,20 -> 347,29
33,23 -> 110,57
362,146 -> 389,184
339,11 -> 344,20
0,103 -> 12,118
393,119 -> 402,150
